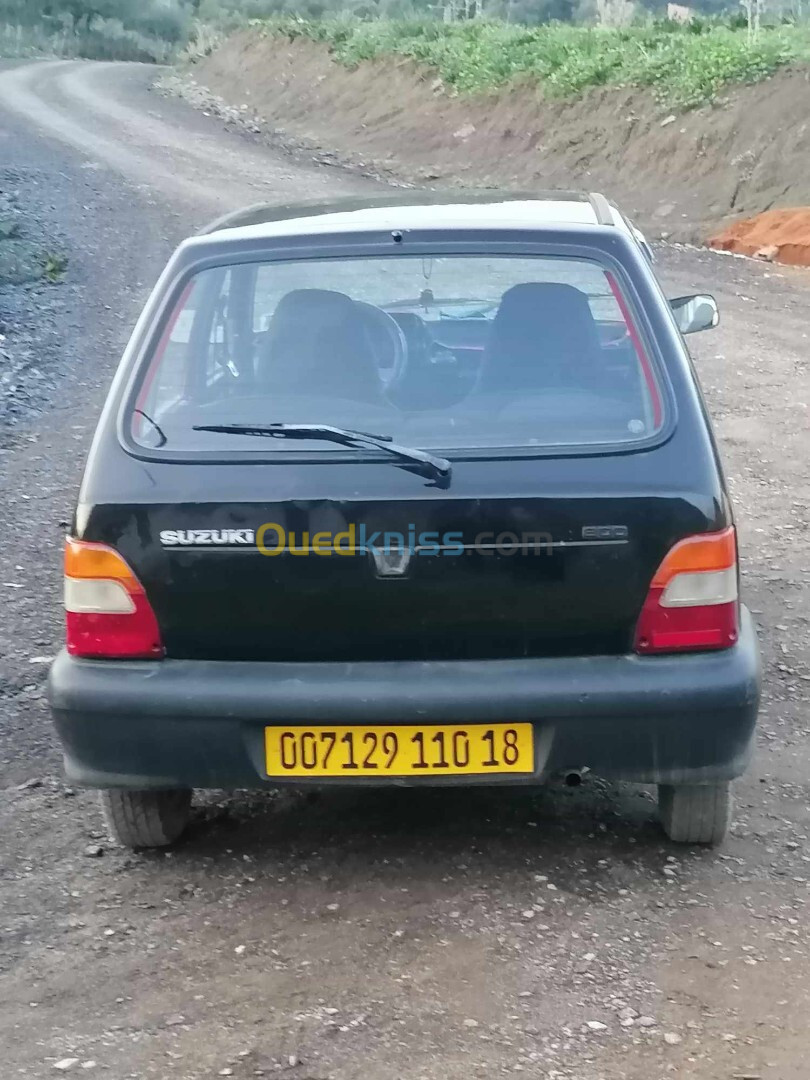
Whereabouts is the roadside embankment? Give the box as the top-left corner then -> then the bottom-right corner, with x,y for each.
165,27 -> 810,259
710,208 -> 810,266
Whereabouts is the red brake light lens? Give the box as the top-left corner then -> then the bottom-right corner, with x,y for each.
64,539 -> 164,659
634,527 -> 739,654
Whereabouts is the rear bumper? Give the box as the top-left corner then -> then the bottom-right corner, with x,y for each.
48,608 -> 761,789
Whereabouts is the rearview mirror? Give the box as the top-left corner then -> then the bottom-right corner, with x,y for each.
670,294 -> 719,335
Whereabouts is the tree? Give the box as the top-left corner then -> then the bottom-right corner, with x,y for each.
595,0 -> 635,22
740,0 -> 764,33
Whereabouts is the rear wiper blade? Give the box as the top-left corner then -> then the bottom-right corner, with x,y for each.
133,408 -> 167,447
192,422 -> 452,483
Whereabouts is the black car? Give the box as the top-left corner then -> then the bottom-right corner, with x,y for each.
48,191 -> 761,848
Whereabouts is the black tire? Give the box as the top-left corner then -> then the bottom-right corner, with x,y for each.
658,781 -> 732,845
99,788 -> 192,849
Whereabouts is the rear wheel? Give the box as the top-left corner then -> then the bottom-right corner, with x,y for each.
658,781 -> 731,845
99,788 -> 192,849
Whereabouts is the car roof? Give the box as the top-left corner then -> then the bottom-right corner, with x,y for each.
198,190 -> 627,244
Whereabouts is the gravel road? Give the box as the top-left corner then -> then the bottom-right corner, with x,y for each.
1,58 -> 809,1080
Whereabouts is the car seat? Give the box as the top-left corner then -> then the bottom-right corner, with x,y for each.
475,282 -> 605,395
258,288 -> 385,404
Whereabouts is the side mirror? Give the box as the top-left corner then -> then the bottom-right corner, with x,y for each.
670,294 -> 719,335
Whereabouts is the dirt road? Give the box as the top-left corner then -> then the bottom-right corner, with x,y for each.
1,59 -> 809,1080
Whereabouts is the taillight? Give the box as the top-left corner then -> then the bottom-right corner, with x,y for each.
634,527 -> 739,655
64,539 -> 164,659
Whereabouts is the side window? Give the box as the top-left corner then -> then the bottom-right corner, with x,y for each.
205,269 -> 233,390
194,266 -> 254,400
254,265 -> 278,332
137,281 -> 198,429
137,268 -> 249,430
586,275 -> 623,324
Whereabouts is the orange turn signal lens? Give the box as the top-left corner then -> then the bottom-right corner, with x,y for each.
650,526 -> 736,589
63,539 -> 164,660
635,526 -> 739,654
64,538 -> 140,590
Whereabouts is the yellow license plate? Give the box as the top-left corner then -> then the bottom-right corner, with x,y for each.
264,723 -> 534,778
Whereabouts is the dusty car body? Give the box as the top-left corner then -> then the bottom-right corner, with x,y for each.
48,192 -> 760,847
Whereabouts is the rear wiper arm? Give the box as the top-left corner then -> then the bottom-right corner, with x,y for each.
192,422 -> 452,483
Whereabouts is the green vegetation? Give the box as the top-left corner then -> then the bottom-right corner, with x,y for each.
0,237 -> 68,287
0,201 -> 67,288
252,16 -> 810,107
1,0 -> 809,100
43,252 -> 69,282
194,0 -> 798,26
0,0 -> 191,61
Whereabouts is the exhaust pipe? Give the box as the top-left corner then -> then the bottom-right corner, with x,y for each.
564,768 -> 588,787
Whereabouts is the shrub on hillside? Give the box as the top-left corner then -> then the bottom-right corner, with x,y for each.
0,0 -> 190,60
257,16 -> 810,106
0,18 -> 178,60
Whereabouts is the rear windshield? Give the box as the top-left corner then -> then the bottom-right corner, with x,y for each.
128,254 -> 664,454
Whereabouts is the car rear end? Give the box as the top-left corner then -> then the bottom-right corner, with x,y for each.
48,198 -> 760,846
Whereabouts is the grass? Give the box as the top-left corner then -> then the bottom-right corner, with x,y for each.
43,252 -> 69,282
247,17 -> 810,108
0,242 -> 68,287
0,216 -> 67,287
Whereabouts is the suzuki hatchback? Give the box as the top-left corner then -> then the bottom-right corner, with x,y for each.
48,192 -> 761,848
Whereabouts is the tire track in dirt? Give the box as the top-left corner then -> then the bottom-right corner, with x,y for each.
0,59 -> 378,218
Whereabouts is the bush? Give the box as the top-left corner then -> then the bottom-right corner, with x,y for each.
253,16 -> 810,107
0,16 -> 178,61
0,0 -> 191,60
